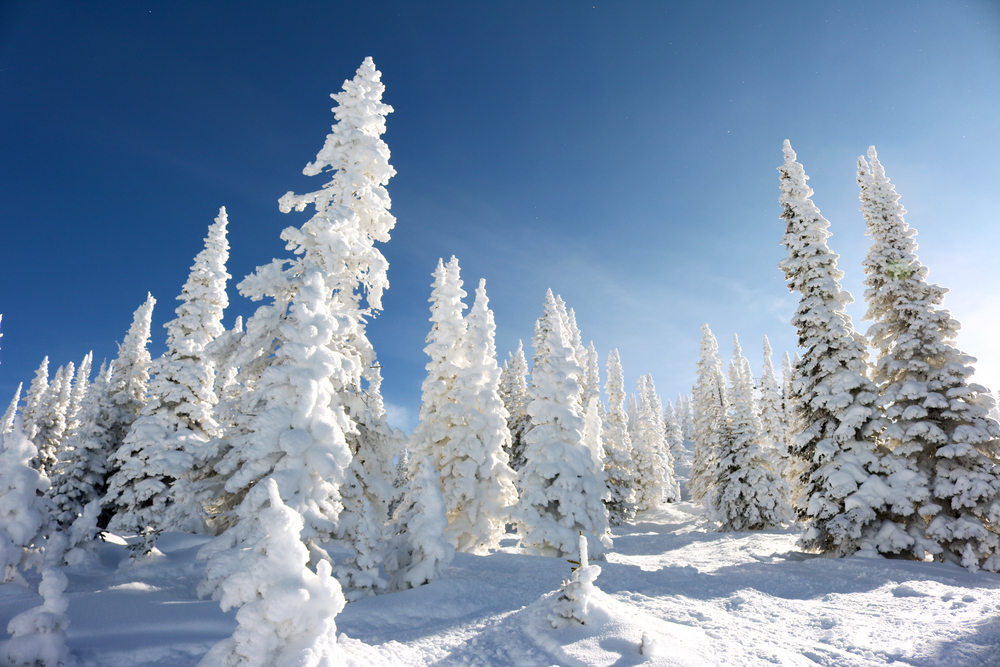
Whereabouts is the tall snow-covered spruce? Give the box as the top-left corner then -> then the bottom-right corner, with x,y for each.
602,349 -> 636,525
105,208 -> 231,540
499,341 -> 531,472
440,278 -> 518,553
859,146 -> 1000,570
778,140 -> 922,557
689,324 -> 727,505
390,258 -> 463,588
710,336 -> 790,531
200,58 -> 397,605
514,290 -> 611,558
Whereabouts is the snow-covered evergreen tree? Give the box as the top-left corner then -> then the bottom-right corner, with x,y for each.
203,59 -> 398,595
334,363 -> 402,599
631,375 -> 678,509
2,568 -> 74,667
66,352 -> 92,435
389,258 -> 462,588
515,291 -> 612,558
780,351 -> 795,454
689,325 -> 727,505
710,335 -> 791,531
21,358 -> 49,445
678,393 -> 696,443
663,400 -> 687,470
103,294 -> 156,486
439,279 -> 518,554
602,349 -> 636,525
32,363 -> 73,479
499,341 -> 531,472
48,362 -> 115,533
105,209 -> 230,540
0,419 -> 49,583
199,479 -> 347,667
582,342 -> 601,410
2,383 -> 21,435
778,140 -> 922,556
859,146 -> 1000,570
758,336 -> 786,453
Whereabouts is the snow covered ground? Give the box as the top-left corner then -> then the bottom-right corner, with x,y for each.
2,501 -> 998,667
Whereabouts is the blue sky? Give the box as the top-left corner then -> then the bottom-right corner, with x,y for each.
2,1 -> 998,431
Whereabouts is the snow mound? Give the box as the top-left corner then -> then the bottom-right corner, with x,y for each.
523,587 -> 713,667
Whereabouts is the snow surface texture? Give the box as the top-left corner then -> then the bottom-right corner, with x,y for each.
2,496 -> 998,666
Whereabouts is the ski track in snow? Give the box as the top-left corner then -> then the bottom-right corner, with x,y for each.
1,503 -> 998,666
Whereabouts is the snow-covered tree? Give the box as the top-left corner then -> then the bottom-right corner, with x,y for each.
103,294 -> 157,490
2,568 -> 74,667
333,364 -> 403,599
21,358 -> 49,445
66,352 -> 92,435
602,349 -> 636,525
548,532 -> 603,629
32,363 -> 74,478
582,342 -> 601,410
390,257 -> 463,588
199,479 -> 347,667
663,400 -> 687,471
778,140 -> 922,556
780,351 -> 795,454
47,362 -> 115,533
2,384 -> 21,435
689,325 -> 727,505
632,375 -> 679,508
678,393 -> 696,443
0,419 -> 49,583
859,146 -> 1000,570
710,335 -> 790,531
758,336 -> 786,453
438,279 -> 519,554
499,341 -> 531,472
515,291 -> 612,558
202,59 -> 398,594
105,209 -> 231,540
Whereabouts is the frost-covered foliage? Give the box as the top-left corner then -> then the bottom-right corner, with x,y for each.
602,349 -> 636,525
440,279 -> 518,554
582,342 -> 601,410
663,400 -> 687,469
105,210 -> 231,539
65,353 -> 92,435
199,479 -> 347,667
690,325 -> 727,505
859,147 -> 1000,570
515,290 -> 612,559
632,375 -> 679,508
2,383 -> 21,435
47,362 -> 115,533
33,364 -> 74,479
710,336 -> 791,531
780,352 -> 796,455
548,532 -> 602,629
203,59 -> 397,587
21,358 -> 50,445
0,420 -> 49,583
2,568 -> 75,667
499,341 -> 531,472
390,258 -> 463,588
758,336 -> 786,453
678,393 -> 696,443
335,364 -> 402,599
778,140 -> 922,557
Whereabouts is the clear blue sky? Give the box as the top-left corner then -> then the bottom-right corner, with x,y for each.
2,1 -> 998,431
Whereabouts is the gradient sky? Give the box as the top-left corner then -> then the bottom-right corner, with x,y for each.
2,1 -> 998,431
